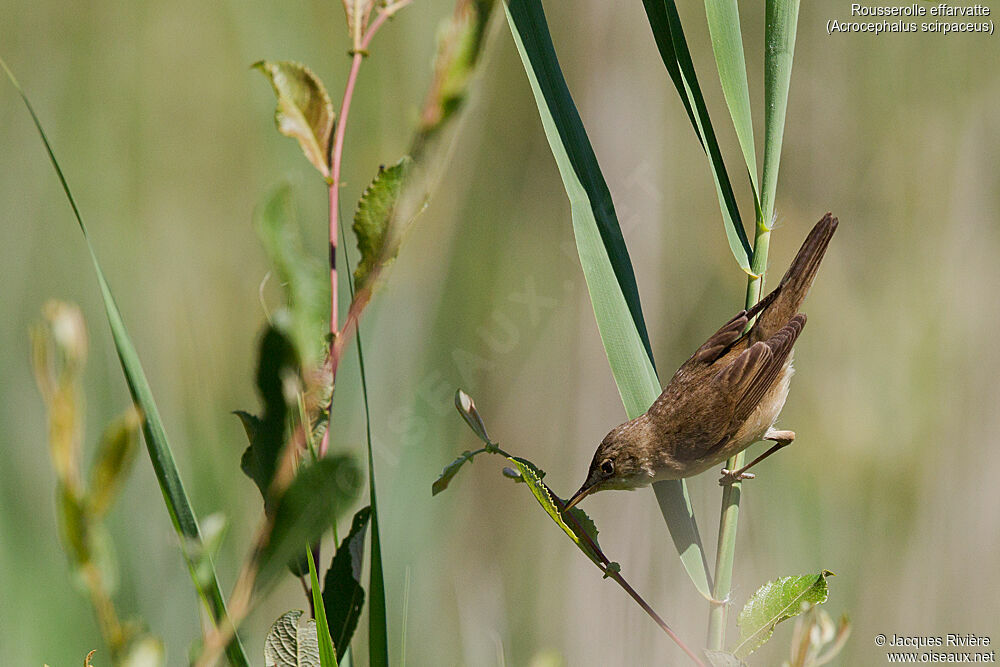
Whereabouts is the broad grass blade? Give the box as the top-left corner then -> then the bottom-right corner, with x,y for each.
704,0 -> 760,203
761,0 -> 800,223
504,0 -> 713,598
640,0 -> 753,273
2,60 -> 250,666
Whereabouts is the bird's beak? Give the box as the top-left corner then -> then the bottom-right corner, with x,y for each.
562,482 -> 596,512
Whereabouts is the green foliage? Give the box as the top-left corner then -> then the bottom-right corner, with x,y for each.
254,184 -> 329,363
416,0 -> 496,148
255,456 -> 362,591
87,411 -> 141,517
352,157 -> 412,290
254,61 -> 335,178
238,323 -> 302,508
704,0 -> 759,204
3,58 -> 250,664
504,0 -> 712,599
503,456 -> 603,565
761,0 -> 801,224
431,449 -> 479,496
322,506 -> 371,661
307,549 -> 338,667
265,610 -> 320,667
733,570 -> 834,659
640,0 -> 752,272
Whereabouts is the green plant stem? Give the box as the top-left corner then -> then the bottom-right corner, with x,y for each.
707,221 -> 770,650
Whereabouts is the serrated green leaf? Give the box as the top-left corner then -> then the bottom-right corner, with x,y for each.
255,456 -> 361,591
352,157 -> 412,290
265,610 -> 320,667
240,323 -> 301,508
733,570 -> 834,659
255,183 -> 330,363
504,456 -> 602,565
504,0 -> 712,599
704,649 -> 746,667
88,407 -> 141,517
323,506 -> 371,661
2,54 -> 252,667
307,549 -> 338,667
254,61 -> 334,178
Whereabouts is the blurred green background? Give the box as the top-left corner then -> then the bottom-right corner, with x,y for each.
3,1 -> 999,664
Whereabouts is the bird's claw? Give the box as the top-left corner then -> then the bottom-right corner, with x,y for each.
719,469 -> 756,486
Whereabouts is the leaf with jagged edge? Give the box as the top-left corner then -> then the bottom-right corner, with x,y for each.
504,456 -> 602,565
353,157 -> 412,290
265,610 -> 320,667
733,570 -> 834,659
254,61 -> 334,178
322,506 -> 371,661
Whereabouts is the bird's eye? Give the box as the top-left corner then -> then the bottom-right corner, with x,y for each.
600,459 -> 614,476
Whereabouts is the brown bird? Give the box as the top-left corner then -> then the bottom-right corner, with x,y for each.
564,214 -> 838,510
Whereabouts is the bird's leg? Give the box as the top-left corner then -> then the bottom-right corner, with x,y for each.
719,429 -> 795,485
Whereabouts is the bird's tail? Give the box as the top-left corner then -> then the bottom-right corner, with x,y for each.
751,213 -> 838,340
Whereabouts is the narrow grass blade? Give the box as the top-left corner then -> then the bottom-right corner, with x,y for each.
640,0 -> 753,273
1,60 -> 250,666
340,220 -> 389,667
703,0 -> 760,201
761,0 -> 800,223
307,548 -> 339,667
504,0 -> 712,598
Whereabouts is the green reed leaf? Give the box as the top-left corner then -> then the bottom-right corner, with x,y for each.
504,0 -> 713,599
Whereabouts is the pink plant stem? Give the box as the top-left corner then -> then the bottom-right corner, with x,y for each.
320,9 -> 399,458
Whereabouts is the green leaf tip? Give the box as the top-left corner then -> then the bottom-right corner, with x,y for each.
306,549 -> 338,667
254,60 -> 335,178
353,156 -> 412,290
732,570 -> 834,659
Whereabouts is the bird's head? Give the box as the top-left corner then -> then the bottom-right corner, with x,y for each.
563,421 -> 654,511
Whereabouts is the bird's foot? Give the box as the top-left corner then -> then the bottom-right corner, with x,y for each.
719,469 -> 756,486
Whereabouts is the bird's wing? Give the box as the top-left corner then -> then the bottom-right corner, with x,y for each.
687,286 -> 782,365
714,313 -> 806,427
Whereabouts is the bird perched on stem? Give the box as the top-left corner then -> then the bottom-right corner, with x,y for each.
564,213 -> 838,510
